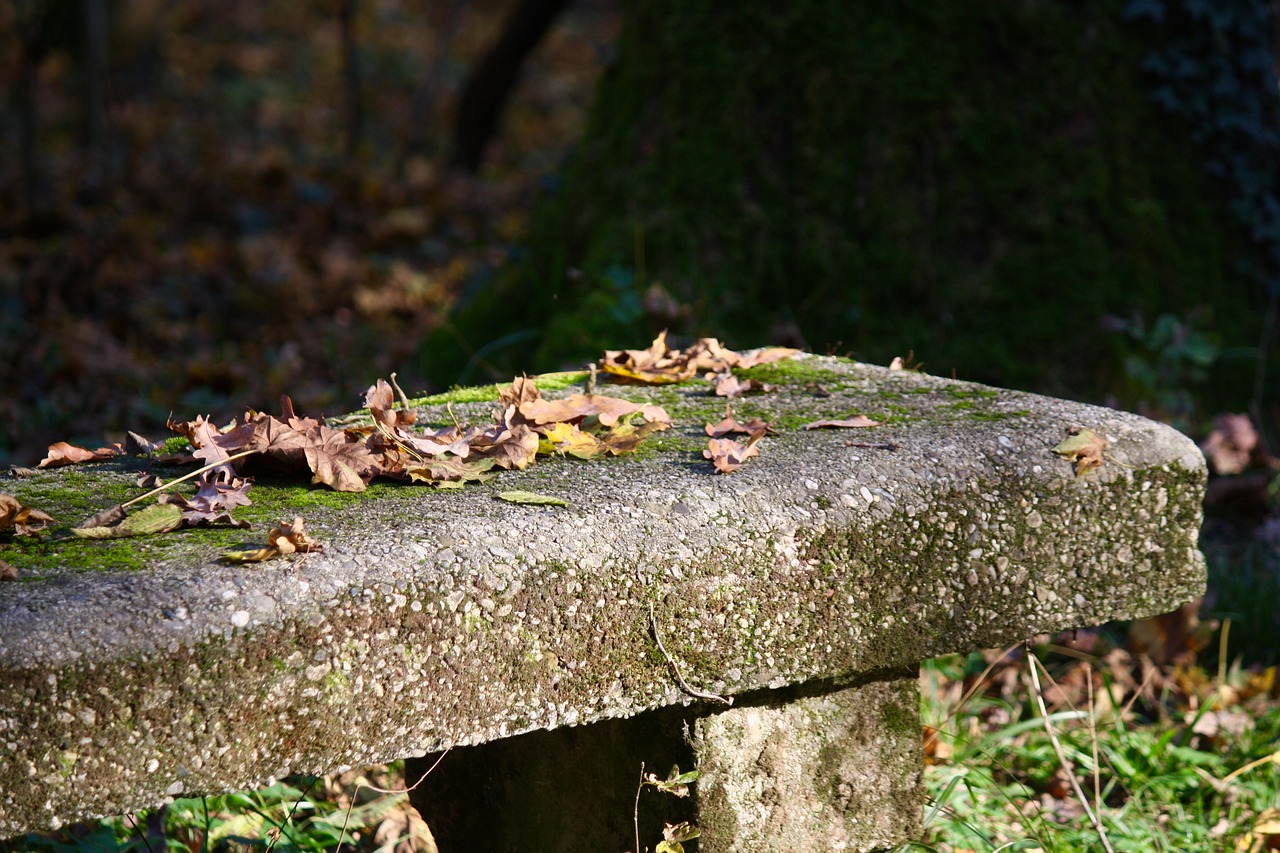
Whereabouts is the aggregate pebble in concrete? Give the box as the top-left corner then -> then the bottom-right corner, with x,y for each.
0,355 -> 1205,833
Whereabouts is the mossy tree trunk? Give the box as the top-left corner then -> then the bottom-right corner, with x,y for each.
425,0 -> 1260,402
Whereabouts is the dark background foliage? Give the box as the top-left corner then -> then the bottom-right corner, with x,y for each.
2,0 -> 1278,458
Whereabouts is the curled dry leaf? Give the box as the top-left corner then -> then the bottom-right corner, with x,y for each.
269,516 -> 323,554
803,415 -> 882,430
1052,426 -> 1109,476
1200,413 -> 1273,476
705,405 -> 773,440
38,441 -> 124,468
364,379 -> 416,430
0,559 -> 17,581
600,330 -> 699,384
707,371 -> 773,398
125,431 -> 162,456
0,493 -> 55,536
704,437 -> 761,474
221,516 -> 323,563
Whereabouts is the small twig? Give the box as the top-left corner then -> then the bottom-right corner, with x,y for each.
1026,648 -> 1115,853
634,761 -> 645,853
1086,663 -> 1103,826
334,749 -> 451,853
265,776 -> 316,852
587,363 -> 598,395
1223,750 -> 1280,784
649,600 -> 731,705
124,812 -> 156,853
121,449 -> 259,509
389,372 -> 413,411
843,441 -> 901,451
200,796 -> 209,853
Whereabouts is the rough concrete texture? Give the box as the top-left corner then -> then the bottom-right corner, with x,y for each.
0,355 -> 1206,834
694,674 -> 922,852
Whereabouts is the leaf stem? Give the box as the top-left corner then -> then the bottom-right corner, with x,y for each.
121,449 -> 259,509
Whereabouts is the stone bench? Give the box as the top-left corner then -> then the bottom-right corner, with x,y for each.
0,354 -> 1205,851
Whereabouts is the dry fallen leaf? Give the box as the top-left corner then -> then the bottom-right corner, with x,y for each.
1052,426 -> 1109,476
223,516 -> 325,562
704,436 -> 762,474
157,475 -> 253,528
71,503 -> 184,539
704,406 -> 773,440
707,371 -> 773,398
304,426 -> 378,491
0,493 -> 55,536
497,490 -> 569,507
38,441 -> 124,468
0,559 -> 17,581
600,330 -> 699,384
803,415 -> 882,430
269,516 -> 324,554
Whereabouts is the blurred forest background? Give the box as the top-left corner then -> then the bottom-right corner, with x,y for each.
2,0 -> 1279,469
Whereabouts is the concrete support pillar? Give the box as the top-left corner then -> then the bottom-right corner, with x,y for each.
406,672 -> 921,853
693,676 -> 922,852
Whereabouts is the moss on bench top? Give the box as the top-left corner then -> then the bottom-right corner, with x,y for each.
0,355 -> 1205,833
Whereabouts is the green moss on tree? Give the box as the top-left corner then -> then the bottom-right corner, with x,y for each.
423,0 -> 1262,407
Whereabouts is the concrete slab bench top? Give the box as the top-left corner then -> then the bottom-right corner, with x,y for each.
0,354 -> 1205,848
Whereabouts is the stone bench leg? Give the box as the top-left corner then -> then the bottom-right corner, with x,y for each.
405,670 -> 921,853
693,674 -> 922,852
